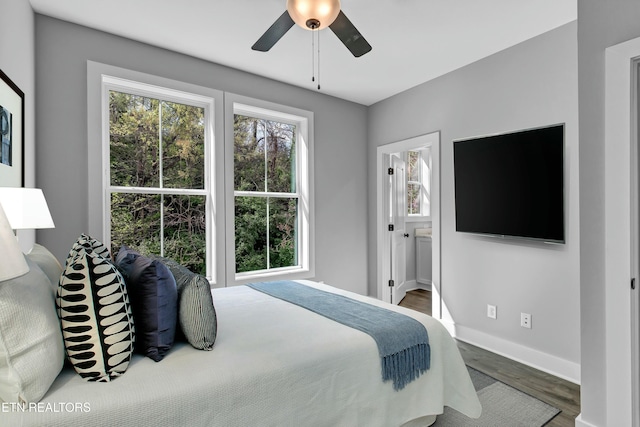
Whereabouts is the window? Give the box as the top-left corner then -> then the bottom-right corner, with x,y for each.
229,98 -> 314,284
91,65 -> 311,287
234,115 -> 297,273
407,150 -> 422,215
102,75 -> 216,279
406,147 -> 432,219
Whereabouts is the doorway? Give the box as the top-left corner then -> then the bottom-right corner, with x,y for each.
376,132 -> 440,317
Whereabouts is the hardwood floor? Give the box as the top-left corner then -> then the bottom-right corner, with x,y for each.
399,289 -> 580,427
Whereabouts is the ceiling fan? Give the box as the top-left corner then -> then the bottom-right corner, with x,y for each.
252,0 -> 372,58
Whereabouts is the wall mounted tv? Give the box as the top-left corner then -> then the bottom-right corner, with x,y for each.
453,124 -> 565,244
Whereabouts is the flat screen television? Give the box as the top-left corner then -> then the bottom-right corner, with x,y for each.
453,124 -> 565,244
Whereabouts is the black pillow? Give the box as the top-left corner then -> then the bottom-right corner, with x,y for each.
115,246 -> 178,362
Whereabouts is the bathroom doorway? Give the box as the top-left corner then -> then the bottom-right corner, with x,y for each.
376,131 -> 441,317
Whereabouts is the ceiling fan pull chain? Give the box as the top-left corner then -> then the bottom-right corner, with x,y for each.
317,29 -> 321,90
311,27 -> 315,83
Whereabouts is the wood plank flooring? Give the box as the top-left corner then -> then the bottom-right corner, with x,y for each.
399,289 -> 580,427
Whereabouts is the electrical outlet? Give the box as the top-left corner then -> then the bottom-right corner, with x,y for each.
521,313 -> 532,329
487,304 -> 497,319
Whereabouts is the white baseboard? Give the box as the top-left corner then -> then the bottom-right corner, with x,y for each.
405,279 -> 431,292
440,320 -> 581,385
394,280 -> 432,305
574,414 -> 598,427
394,280 -> 409,304
397,280 -> 432,304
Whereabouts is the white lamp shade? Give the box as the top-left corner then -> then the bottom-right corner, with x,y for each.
0,188 -> 55,230
0,203 -> 29,281
286,0 -> 341,30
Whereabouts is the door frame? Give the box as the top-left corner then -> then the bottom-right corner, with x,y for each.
376,131 -> 440,316
600,36 -> 640,427
633,57 -> 640,427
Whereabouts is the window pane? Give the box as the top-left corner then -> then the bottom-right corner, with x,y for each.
162,194 -> 207,275
408,183 -> 421,215
268,197 -> 298,269
234,196 -> 298,273
235,196 -> 268,272
111,192 -> 207,275
161,101 -> 205,189
423,147 -> 431,217
265,121 -> 296,193
111,192 -> 162,256
234,115 -> 296,193
407,150 -> 420,182
234,115 -> 266,192
109,91 -> 160,187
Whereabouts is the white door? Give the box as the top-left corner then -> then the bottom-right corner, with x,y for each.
389,154 -> 407,305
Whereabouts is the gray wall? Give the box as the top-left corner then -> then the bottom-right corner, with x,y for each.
367,23 -> 580,380
577,1 -> 640,425
0,0 -> 36,251
34,15 -> 369,294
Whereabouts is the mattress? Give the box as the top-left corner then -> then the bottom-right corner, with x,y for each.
4,280 -> 481,427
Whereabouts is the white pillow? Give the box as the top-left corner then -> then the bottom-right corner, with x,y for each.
0,257 -> 65,403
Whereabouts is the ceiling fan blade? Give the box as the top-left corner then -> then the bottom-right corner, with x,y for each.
329,10 -> 372,57
252,11 -> 295,52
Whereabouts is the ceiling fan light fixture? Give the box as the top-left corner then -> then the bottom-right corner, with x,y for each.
286,0 -> 341,30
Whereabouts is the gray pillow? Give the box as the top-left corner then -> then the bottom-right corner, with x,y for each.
26,243 -> 62,291
151,256 -> 217,350
0,257 -> 65,402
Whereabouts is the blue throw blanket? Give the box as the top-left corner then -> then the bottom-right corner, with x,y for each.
246,281 -> 430,390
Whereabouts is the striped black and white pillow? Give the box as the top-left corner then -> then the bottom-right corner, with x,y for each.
57,247 -> 135,382
151,256 -> 217,351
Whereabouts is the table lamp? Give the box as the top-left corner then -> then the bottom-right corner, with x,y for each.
0,202 -> 29,280
0,187 -> 55,231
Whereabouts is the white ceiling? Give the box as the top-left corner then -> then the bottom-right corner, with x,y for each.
28,0 -> 576,106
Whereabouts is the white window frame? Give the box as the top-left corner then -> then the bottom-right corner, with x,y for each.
87,62 -> 224,285
225,93 -> 314,285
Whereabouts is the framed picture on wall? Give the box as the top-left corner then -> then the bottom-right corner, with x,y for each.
0,68 -> 24,187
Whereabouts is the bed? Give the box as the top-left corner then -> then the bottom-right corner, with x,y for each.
3,276 -> 481,427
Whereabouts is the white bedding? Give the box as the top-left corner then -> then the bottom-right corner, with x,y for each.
4,280 -> 481,427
